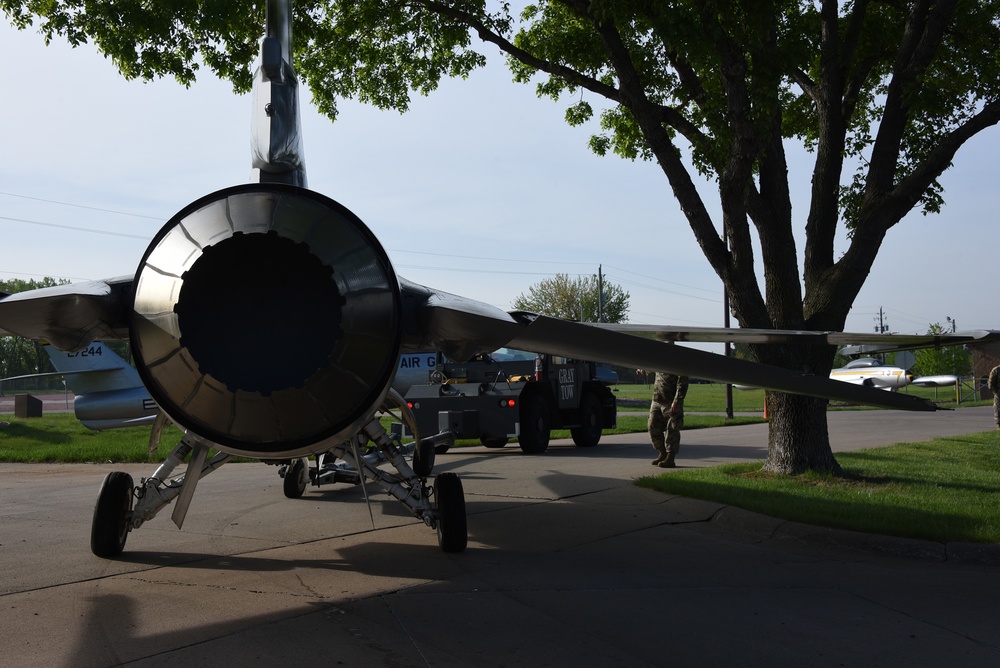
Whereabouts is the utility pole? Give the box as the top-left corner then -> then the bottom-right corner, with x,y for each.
722,230 -> 734,419
874,307 -> 889,334
598,265 -> 604,323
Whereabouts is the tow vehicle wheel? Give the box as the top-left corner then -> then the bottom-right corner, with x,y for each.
480,436 -> 508,448
570,392 -> 603,448
435,472 -> 467,553
91,471 -> 134,558
519,395 -> 551,454
283,458 -> 308,498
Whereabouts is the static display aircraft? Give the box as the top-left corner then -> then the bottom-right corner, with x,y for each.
0,0 -> 985,559
42,342 -> 158,430
830,358 -> 958,390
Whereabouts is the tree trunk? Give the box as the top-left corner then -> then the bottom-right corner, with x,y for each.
762,392 -> 842,475
752,342 -> 842,475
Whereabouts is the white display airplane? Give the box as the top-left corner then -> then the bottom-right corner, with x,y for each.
829,358 -> 958,390
0,0 -> 991,559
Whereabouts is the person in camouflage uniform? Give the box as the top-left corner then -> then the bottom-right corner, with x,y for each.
647,371 -> 689,468
989,365 -> 1000,430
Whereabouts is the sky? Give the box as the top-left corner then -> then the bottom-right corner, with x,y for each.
1,17 -> 997,351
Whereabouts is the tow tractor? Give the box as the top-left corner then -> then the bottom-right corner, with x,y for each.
404,349 -> 617,454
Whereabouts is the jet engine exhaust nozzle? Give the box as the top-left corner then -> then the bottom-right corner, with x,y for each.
130,184 -> 402,458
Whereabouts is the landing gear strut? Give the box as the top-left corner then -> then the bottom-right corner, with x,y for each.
293,390 -> 467,553
89,390 -> 468,557
89,434 -> 231,558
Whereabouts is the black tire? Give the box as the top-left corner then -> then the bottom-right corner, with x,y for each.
519,394 -> 551,454
480,436 -> 508,449
91,471 -> 133,558
434,441 -> 452,454
283,458 -> 308,498
570,392 -> 603,448
434,472 -> 467,553
413,438 -> 436,478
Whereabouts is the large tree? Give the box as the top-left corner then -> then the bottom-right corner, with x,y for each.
4,1 -> 999,473
914,323 -> 972,377
513,273 -> 630,322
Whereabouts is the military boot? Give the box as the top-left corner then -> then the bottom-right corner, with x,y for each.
651,449 -> 668,465
658,452 -> 676,468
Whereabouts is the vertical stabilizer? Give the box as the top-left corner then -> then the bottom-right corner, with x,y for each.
43,342 -> 142,396
250,0 -> 307,186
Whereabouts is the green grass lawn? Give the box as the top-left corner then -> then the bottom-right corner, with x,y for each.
638,431 -> 1000,544
0,414 -> 186,463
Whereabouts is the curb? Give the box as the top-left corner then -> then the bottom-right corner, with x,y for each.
709,504 -> 1000,565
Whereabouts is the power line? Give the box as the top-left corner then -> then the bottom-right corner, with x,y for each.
0,192 -> 726,307
396,264 -> 589,277
389,247 -> 594,266
603,264 -> 720,295
0,215 -> 151,240
606,273 -> 722,304
0,269 -> 95,282
0,190 -> 164,221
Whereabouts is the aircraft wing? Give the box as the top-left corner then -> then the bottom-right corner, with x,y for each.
0,277 -> 132,350
410,290 -> 936,412
602,323 -> 1000,351
1,274 -> 936,414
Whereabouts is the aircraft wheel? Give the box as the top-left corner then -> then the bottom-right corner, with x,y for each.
435,472 -> 467,553
570,392 -> 603,448
91,471 -> 134,558
283,458 -> 308,498
519,395 -> 550,454
480,436 -> 508,448
434,441 -> 452,454
413,438 -> 436,478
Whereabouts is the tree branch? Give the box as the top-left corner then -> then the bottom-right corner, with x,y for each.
883,98 -> 1000,228
865,0 -> 958,202
569,3 -> 729,276
412,0 -> 621,100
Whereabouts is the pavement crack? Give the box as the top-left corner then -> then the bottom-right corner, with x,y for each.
122,575 -> 339,599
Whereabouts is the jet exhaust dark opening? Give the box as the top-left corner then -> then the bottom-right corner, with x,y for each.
175,231 -> 344,394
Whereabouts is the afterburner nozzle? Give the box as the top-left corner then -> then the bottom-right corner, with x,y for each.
130,184 -> 402,458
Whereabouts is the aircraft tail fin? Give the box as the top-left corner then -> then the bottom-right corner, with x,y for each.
43,342 -> 144,396
250,0 -> 306,186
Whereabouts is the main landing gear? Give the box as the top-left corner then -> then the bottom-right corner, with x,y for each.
276,389 -> 466,553
90,433 -> 231,558
89,390 -> 468,558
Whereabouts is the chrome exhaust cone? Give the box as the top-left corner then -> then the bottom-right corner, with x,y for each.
130,184 -> 402,458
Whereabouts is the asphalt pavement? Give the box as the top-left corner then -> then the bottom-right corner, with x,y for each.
1,406 -> 998,666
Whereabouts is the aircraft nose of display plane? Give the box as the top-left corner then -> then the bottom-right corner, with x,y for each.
130,184 -> 403,458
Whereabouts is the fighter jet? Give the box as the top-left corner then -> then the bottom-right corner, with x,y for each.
0,0 -> 960,558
